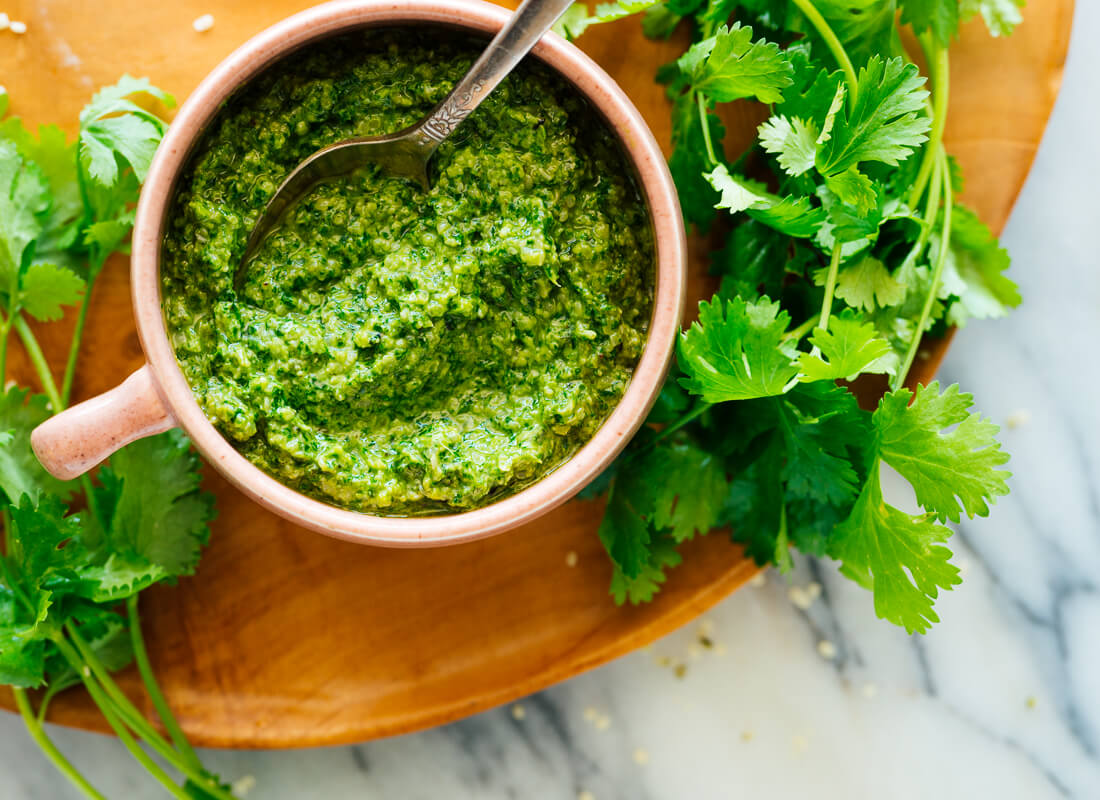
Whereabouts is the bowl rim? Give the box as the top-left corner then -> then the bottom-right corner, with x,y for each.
130,0 -> 686,547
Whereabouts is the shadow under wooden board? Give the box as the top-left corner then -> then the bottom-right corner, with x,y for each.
0,0 -> 1073,747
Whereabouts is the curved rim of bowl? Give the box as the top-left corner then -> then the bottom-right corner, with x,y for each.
131,0 -> 686,547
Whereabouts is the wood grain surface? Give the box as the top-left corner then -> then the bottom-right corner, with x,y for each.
0,0 -> 1073,747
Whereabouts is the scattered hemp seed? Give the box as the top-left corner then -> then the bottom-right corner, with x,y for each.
698,635 -> 714,649
565,550 -> 579,567
578,791 -> 596,800
806,581 -> 822,600
788,586 -> 814,610
594,714 -> 611,731
748,572 -> 766,588
632,748 -> 650,766
232,776 -> 257,797
741,730 -> 754,742
9,20 -> 26,35
673,663 -> 687,679
1026,696 -> 1038,710
817,640 -> 838,660
192,14 -> 215,33
1005,409 -> 1032,429
862,682 -> 879,699
656,655 -> 672,668
511,704 -> 526,721
583,707 -> 598,722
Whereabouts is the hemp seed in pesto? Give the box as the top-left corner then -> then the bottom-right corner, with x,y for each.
162,30 -> 654,514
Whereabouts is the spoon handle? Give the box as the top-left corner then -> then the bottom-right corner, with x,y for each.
418,0 -> 578,143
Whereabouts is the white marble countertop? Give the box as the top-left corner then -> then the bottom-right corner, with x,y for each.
4,4 -> 1099,799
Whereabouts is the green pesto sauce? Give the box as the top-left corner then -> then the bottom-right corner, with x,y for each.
162,30 -> 654,514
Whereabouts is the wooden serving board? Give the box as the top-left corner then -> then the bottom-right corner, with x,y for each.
0,0 -> 1072,747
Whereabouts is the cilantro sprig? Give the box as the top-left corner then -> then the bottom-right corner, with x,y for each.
560,0 -> 1019,633
1,84 -> 236,799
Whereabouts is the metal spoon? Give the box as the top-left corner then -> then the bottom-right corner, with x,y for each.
235,0 -> 577,286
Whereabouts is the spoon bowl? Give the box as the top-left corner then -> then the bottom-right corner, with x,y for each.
237,0 -> 575,283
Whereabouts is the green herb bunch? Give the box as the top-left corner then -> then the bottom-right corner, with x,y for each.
1,81 -> 237,799
558,0 -> 1020,633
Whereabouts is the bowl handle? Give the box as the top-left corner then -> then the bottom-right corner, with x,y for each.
31,365 -> 178,480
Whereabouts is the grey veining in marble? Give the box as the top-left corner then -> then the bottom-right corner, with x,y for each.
3,3 -> 1100,798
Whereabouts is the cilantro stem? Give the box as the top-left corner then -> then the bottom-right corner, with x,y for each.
908,39 -> 950,209
13,688 -> 106,800
696,92 -> 719,167
788,0 -> 858,108
13,315 -> 63,413
61,266 -> 99,408
127,595 -> 204,775
894,152 -> 953,389
616,400 -> 714,468
77,665 -> 193,800
816,242 -> 844,332
784,316 -> 819,342
0,317 -> 11,386
60,628 -> 237,800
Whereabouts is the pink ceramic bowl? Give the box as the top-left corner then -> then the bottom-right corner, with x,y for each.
31,0 -> 686,547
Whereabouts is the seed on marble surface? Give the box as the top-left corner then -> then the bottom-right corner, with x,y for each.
583,706 -> 598,722
232,776 -> 257,797
741,730 -> 754,742
192,14 -> 215,32
1026,696 -> 1038,709
565,550 -> 579,567
698,618 -> 715,636
862,682 -> 879,699
806,581 -> 822,599
578,791 -> 596,800
594,714 -> 611,731
511,704 -> 526,720
715,642 -> 728,656
632,748 -> 650,765
788,586 -> 813,610
1006,409 -> 1032,429
748,572 -> 766,588
674,663 -> 687,679
698,635 -> 714,649
655,655 -> 671,668
791,734 -> 809,753
817,640 -> 837,660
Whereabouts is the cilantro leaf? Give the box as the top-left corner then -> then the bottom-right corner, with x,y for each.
816,56 -> 931,176
79,431 -> 215,601
0,387 -> 76,504
677,23 -> 794,103
706,163 -> 826,237
758,115 -> 819,176
596,451 -> 663,578
936,203 -> 1020,326
820,254 -> 907,311
78,75 -> 174,191
803,0 -> 903,64
0,139 -> 49,282
19,262 -> 84,322
678,296 -> 799,402
670,93 -> 725,230
823,166 -> 877,214
874,381 -> 1010,522
652,442 -> 729,541
0,585 -> 48,687
553,0 -> 661,39
829,467 -> 960,634
960,0 -> 1023,36
798,314 -> 894,380
901,0 -> 961,45
609,534 -> 682,604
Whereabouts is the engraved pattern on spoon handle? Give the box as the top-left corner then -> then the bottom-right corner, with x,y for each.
416,0 -> 577,144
